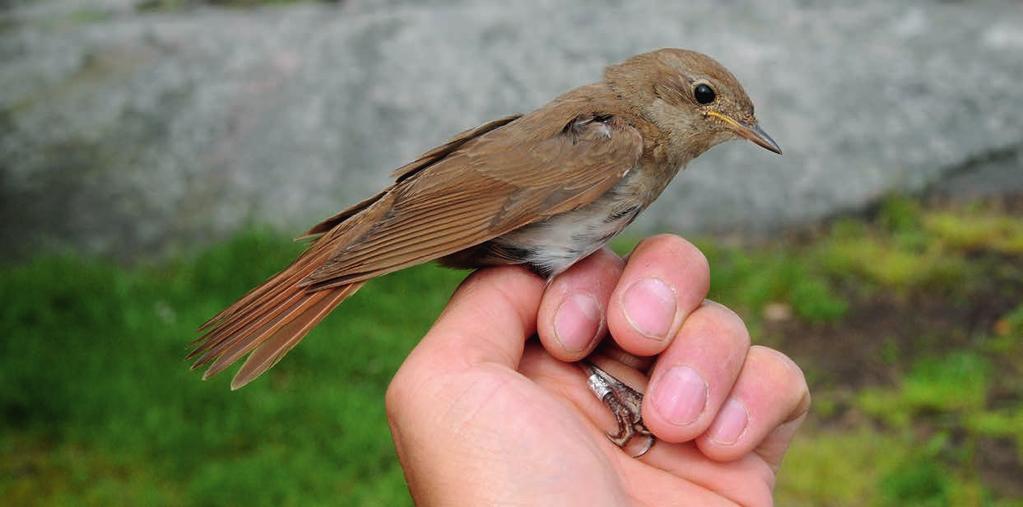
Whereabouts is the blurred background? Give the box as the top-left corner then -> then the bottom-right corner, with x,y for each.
1,0 -> 1021,505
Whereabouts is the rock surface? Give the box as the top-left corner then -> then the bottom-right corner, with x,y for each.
2,0 -> 1022,259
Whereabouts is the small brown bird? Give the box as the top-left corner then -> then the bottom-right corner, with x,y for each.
189,49 -> 780,404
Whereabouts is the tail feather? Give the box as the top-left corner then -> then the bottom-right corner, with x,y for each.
195,245 -> 333,338
189,248 -> 332,363
196,265 -> 297,332
189,290 -> 307,369
230,284 -> 361,390
190,191 -> 393,388
199,291 -> 319,379
190,267 -> 363,387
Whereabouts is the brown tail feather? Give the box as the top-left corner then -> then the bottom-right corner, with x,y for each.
190,271 -> 363,388
199,291 -> 326,379
195,244 -> 335,337
189,236 -> 363,386
188,248 -> 334,368
191,191 -> 394,388
230,283 -> 361,390
189,289 -> 308,367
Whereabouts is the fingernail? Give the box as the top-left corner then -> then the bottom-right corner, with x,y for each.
708,398 -> 749,445
622,278 -> 676,339
553,293 -> 601,352
651,366 -> 707,426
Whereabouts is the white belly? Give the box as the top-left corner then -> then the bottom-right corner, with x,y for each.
492,195 -> 641,278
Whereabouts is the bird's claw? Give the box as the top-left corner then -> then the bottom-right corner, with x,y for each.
584,362 -> 655,458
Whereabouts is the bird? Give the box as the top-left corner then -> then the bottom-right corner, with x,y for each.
188,49 -> 781,424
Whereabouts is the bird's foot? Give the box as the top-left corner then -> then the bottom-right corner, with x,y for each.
583,361 -> 655,458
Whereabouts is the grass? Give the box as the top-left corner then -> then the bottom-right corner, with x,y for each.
2,196 -> 1021,505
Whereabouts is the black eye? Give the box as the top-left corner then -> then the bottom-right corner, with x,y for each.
693,83 -> 716,104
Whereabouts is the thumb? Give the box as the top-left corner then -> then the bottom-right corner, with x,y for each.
412,266 -> 545,372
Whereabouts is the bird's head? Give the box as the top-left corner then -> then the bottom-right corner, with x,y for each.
605,48 -> 781,158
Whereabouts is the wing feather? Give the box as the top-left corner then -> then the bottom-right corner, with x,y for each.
301,115 -> 524,238
302,110 -> 644,289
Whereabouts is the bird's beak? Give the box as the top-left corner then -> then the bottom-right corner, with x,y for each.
707,111 -> 782,155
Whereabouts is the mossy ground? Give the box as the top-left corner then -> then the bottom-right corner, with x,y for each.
2,196 -> 1021,506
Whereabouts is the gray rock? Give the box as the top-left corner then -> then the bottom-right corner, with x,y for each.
2,0 -> 1022,259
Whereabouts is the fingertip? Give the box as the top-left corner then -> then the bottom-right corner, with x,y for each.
641,302 -> 751,443
537,249 -> 623,361
695,346 -> 810,463
608,234 -> 710,357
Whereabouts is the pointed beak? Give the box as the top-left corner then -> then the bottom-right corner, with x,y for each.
707,111 -> 783,155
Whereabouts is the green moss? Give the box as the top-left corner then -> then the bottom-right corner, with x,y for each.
878,454 -> 951,507
697,243 -> 849,326
776,427 -> 906,506
967,409 -> 1023,449
925,212 -> 1023,255
857,352 -> 991,428
815,233 -> 967,290
803,198 -> 1023,293
780,425 -> 988,507
878,196 -> 923,233
788,276 -> 849,323
857,388 -> 913,428
902,352 -> 990,413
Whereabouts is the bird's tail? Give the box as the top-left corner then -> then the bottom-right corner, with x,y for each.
189,187 -> 398,389
188,233 -> 365,390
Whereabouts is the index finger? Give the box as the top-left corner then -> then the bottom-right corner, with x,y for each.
607,235 -> 711,357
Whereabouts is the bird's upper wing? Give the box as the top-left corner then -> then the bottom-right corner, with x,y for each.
301,93 -> 645,289
389,114 -> 525,183
301,114 -> 525,239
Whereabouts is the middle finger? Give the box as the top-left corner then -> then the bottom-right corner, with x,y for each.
642,301 -> 751,443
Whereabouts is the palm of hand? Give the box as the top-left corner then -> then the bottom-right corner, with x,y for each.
390,341 -> 773,507
402,343 -> 776,506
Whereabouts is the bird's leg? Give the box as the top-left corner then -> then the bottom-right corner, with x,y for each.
583,361 -> 654,458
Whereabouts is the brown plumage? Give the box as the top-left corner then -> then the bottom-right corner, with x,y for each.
189,48 -> 781,390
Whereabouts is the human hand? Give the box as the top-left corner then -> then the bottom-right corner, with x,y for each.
385,235 -> 810,506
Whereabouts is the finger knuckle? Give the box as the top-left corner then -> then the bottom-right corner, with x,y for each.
591,247 -> 626,270
700,302 -> 751,349
750,345 -> 811,415
639,234 -> 709,272
384,367 -> 418,422
384,379 -> 407,422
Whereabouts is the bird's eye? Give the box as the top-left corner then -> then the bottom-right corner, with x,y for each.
693,83 -> 716,104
